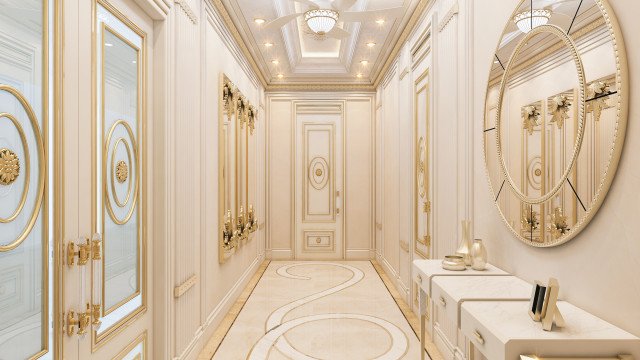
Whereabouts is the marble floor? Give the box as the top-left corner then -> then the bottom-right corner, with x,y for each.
211,261 -> 426,360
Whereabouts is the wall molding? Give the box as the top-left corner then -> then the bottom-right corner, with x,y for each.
174,0 -> 197,24
438,2 -> 459,33
173,254 -> 264,360
345,249 -> 374,260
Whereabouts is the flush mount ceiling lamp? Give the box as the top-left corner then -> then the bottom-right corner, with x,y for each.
514,9 -> 551,33
304,9 -> 339,35
262,0 -> 404,41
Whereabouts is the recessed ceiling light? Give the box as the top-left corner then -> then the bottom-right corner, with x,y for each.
272,59 -> 279,65
376,19 -> 385,25
360,60 -> 369,66
494,60 -> 499,64
356,73 -> 363,78
254,18 -> 266,25
277,74 -> 284,79
264,42 -> 274,47
105,43 -> 113,47
132,60 -> 137,64
366,42 -> 376,48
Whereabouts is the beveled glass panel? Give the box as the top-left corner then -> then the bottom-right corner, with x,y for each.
95,3 -> 144,337
0,0 -> 50,358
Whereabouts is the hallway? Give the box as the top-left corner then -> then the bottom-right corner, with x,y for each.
204,262 -> 425,359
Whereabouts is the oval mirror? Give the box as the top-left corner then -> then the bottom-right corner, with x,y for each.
483,0 -> 628,247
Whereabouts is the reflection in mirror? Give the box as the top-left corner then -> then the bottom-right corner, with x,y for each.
484,0 -> 627,246
0,0 -> 49,358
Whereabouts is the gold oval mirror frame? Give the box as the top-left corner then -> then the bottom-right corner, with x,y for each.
483,0 -> 628,247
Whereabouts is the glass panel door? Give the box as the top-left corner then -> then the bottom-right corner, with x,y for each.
0,0 -> 52,358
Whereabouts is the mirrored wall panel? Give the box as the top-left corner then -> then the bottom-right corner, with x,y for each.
0,0 -> 51,358
94,0 -> 146,341
218,74 -> 257,263
484,0 -> 627,246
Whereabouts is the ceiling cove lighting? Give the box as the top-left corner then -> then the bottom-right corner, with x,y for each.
304,9 -> 339,35
514,9 -> 551,33
254,18 -> 266,25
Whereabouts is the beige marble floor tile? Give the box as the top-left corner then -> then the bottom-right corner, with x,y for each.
211,261 -> 431,360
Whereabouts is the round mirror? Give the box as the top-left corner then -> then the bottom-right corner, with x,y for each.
483,0 -> 628,247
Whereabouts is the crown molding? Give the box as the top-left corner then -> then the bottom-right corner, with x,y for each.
209,0 -> 432,92
208,0 -> 269,87
372,0 -> 433,88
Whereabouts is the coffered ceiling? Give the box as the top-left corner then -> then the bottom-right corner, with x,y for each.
218,0 -> 424,90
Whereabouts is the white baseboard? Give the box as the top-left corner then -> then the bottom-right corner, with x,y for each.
266,249 -> 292,260
175,254 -> 264,360
345,249 -> 374,260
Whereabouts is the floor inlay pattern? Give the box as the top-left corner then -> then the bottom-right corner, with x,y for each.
212,261 -> 425,359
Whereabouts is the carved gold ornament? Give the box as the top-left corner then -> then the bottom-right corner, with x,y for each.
548,207 -> 570,239
522,105 -> 541,135
0,148 -> 19,185
549,95 -> 571,130
586,80 -> 612,122
521,206 -> 539,232
115,160 -> 128,183
417,137 -> 426,198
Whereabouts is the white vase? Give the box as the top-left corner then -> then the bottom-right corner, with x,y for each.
471,238 -> 487,270
455,220 -> 472,266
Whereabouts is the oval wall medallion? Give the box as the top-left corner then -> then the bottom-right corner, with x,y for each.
308,156 -> 329,190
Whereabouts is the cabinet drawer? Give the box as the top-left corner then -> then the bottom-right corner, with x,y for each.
431,279 -> 458,326
461,304 -> 504,360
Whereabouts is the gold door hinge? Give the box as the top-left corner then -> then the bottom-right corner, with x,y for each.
90,304 -> 102,326
424,235 -> 431,247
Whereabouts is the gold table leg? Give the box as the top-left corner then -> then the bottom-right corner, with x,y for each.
421,313 -> 426,360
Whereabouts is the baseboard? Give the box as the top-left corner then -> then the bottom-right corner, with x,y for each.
174,254 -> 264,360
345,249 -> 374,260
375,255 -> 412,303
266,249 -> 292,259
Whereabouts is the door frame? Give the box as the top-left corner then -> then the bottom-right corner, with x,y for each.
292,100 -> 346,260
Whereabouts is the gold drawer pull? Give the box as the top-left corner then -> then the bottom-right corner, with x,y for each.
416,274 -> 422,283
439,296 -> 446,307
473,330 -> 485,345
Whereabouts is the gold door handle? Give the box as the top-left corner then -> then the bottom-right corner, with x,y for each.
336,208 -> 340,215
67,238 -> 91,266
66,305 -> 91,336
439,296 -> 446,307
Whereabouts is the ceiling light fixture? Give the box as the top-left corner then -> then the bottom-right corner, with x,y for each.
356,73 -> 363,78
277,74 -> 284,79
366,42 -> 376,48
105,43 -> 113,47
360,60 -> 369,66
272,59 -> 279,65
375,19 -> 385,25
513,9 -> 551,33
264,42 -> 274,47
304,9 -> 339,35
254,18 -> 266,25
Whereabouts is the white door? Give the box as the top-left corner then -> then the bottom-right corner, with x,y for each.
294,102 -> 344,260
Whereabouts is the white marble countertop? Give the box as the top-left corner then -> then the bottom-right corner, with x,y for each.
433,275 -> 532,304
462,301 -> 639,342
413,259 -> 509,294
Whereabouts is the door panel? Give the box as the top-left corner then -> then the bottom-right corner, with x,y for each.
0,0 -> 52,358
295,103 -> 343,260
85,0 -> 151,357
414,70 -> 431,259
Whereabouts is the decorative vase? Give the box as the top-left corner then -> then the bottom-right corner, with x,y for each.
471,238 -> 487,270
455,220 -> 472,266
